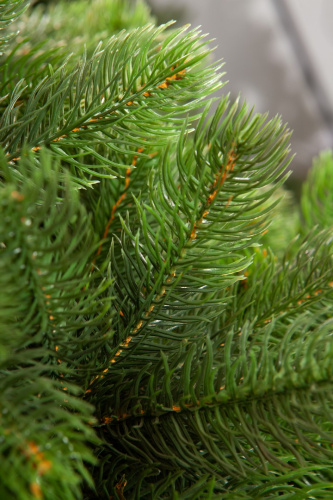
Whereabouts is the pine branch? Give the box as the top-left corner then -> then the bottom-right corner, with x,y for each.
10,0 -> 155,60
0,39 -> 66,106
91,310 -> 333,496
0,147 -> 115,497
217,229 -> 333,335
301,150 -> 333,230
2,1 -> 333,498
84,98 -> 291,388
0,0 -> 29,55
1,24 -> 223,188
0,373 -> 97,500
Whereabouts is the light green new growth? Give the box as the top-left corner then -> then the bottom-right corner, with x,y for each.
1,1 -> 333,499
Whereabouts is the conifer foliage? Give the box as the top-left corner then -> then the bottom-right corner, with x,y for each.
1,1 -> 333,498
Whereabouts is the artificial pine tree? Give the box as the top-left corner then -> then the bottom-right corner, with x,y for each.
1,1 -> 333,498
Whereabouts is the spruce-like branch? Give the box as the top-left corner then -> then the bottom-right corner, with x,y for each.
0,0 -> 28,55
1,23 -> 223,188
2,1 -> 333,498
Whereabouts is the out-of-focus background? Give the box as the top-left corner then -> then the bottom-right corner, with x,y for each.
148,0 -> 333,183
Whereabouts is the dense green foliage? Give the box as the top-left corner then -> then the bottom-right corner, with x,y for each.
1,1 -> 333,498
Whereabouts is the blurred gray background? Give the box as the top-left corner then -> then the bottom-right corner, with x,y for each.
148,0 -> 333,182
